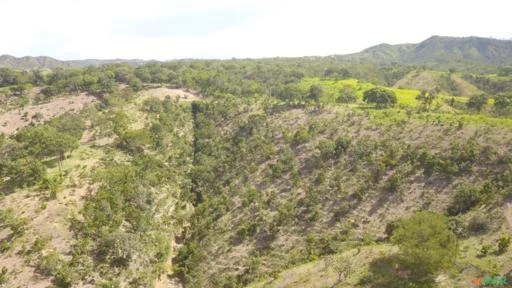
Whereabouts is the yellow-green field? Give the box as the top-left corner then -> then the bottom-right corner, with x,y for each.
298,77 -> 469,107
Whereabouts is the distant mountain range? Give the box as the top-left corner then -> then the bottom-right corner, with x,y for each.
1,36 -> 512,69
0,55 -> 147,69
343,36 -> 512,67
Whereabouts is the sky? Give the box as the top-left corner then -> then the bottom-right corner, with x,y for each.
1,0 -> 511,60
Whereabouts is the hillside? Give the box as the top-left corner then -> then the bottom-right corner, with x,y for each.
344,36 -> 512,69
0,54 -> 146,69
393,70 -> 484,96
0,60 -> 512,288
3,36 -> 512,72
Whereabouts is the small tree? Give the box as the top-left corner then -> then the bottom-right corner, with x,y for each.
324,254 -> 353,284
416,89 -> 437,109
391,212 -> 457,281
336,85 -> 357,103
494,93 -> 512,114
363,87 -> 397,108
496,234 -> 511,255
308,84 -> 324,107
466,94 -> 488,112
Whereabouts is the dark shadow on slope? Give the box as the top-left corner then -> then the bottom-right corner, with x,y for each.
358,255 -> 436,288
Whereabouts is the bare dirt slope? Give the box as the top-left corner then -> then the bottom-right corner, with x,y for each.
0,93 -> 97,135
139,87 -> 201,102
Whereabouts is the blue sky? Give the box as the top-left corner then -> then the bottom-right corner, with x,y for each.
1,0 -> 511,60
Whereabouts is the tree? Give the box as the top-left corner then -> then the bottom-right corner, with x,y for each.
278,84 -> 306,103
416,89 -> 437,109
363,87 -> 397,107
494,93 -> 512,114
6,157 -> 46,187
9,83 -> 32,97
336,85 -> 357,103
391,212 -> 457,281
15,126 -> 78,161
324,254 -> 353,284
308,84 -> 324,107
466,94 -> 488,112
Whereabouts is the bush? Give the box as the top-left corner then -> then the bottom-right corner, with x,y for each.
447,186 -> 483,216
334,135 -> 351,155
236,221 -> 258,240
97,232 -> 137,267
292,127 -> 311,146
317,139 -> 336,161
467,214 -> 489,235
385,173 -> 402,193
496,235 -> 511,255
38,252 -> 66,276
0,267 -> 8,285
39,175 -> 64,199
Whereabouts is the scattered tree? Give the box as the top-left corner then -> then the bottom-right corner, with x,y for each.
391,212 -> 457,281
308,84 -> 324,107
363,87 -> 397,107
336,85 -> 357,103
466,94 -> 488,112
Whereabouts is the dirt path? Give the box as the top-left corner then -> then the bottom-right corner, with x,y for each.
0,93 -> 97,135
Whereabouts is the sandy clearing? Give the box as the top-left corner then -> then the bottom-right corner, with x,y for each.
0,93 -> 97,135
139,87 -> 201,102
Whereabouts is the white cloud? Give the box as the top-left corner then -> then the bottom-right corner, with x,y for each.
0,0 -> 511,60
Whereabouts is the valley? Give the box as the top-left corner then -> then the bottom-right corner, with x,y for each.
1,36 -> 512,288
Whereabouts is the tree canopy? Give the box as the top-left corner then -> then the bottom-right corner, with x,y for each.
391,211 -> 457,281
363,87 -> 397,107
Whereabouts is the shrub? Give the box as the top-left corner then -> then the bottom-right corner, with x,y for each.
236,221 -> 258,240
385,173 -> 402,193
97,232 -> 137,267
467,214 -> 489,235
479,244 -> 492,256
292,127 -> 311,146
496,235 -> 511,255
317,139 -> 336,161
0,241 -> 11,253
0,267 -> 7,285
38,252 -> 68,280
334,135 -> 351,155
447,186 -> 483,216
39,175 -> 64,199
447,217 -> 468,239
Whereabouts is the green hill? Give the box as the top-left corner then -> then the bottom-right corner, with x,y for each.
344,36 -> 512,69
0,54 -> 146,69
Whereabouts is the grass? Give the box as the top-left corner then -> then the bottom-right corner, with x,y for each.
247,244 -> 397,288
246,230 -> 512,288
361,107 -> 512,128
296,77 -> 512,128
298,77 -> 469,108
